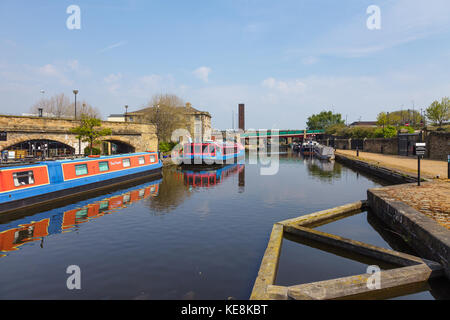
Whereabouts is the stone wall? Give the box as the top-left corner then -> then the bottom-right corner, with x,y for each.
426,131 -> 450,161
334,138 -> 351,150
0,115 -> 158,153
363,138 -> 398,155
333,133 -> 449,160
368,186 -> 450,279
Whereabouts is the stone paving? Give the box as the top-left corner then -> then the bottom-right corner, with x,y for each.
381,181 -> 450,230
335,150 -> 449,230
336,150 -> 448,179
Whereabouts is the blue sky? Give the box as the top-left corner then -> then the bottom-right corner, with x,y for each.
1,0 -> 450,129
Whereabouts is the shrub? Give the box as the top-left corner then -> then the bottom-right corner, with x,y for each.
159,141 -> 177,153
84,146 -> 101,155
373,125 -> 397,138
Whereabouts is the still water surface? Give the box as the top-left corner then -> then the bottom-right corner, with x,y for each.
0,151 -> 448,299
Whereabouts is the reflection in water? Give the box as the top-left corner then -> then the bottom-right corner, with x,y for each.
148,164 -> 245,214
181,164 -> 245,189
0,180 -> 161,256
305,158 -> 342,182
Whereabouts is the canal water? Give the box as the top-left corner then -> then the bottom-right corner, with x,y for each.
0,150 -> 448,299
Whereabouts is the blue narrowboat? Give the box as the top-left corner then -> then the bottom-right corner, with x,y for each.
178,141 -> 245,166
0,152 -> 162,214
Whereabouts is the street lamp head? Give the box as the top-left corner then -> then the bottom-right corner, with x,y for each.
73,90 -> 79,95
40,90 -> 45,94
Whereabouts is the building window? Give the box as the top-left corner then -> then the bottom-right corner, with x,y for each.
99,161 -> 109,172
138,156 -> 145,165
123,158 -> 131,167
13,171 -> 35,186
75,164 -> 88,176
150,155 -> 156,163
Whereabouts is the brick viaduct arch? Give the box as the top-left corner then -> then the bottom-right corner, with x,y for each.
0,115 -> 158,156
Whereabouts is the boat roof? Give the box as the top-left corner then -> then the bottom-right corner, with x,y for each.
0,152 -> 156,170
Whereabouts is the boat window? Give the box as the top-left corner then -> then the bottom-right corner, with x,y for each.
99,161 -> 109,172
75,164 -> 88,176
138,156 -> 145,165
203,145 -> 209,155
150,155 -> 156,163
209,145 -> 216,155
99,201 -> 109,212
194,145 -> 201,154
13,171 -> 35,187
75,208 -> 88,219
123,158 -> 131,167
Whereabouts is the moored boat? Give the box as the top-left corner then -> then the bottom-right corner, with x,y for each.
177,141 -> 245,166
300,141 -> 317,155
313,144 -> 335,161
0,152 -> 162,214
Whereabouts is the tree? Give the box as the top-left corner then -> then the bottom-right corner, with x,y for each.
426,98 -> 450,128
30,93 -> 101,119
306,111 -> 344,130
70,116 -> 112,155
142,94 -> 189,142
373,125 -> 397,138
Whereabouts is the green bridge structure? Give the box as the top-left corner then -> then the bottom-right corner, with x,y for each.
241,129 -> 325,144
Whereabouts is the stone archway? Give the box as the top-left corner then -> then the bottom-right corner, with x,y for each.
2,138 -> 75,158
101,138 -> 136,155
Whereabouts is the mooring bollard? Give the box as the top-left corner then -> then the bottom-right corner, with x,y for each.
356,147 -> 359,157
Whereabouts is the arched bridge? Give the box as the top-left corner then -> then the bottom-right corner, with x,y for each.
0,115 -> 158,158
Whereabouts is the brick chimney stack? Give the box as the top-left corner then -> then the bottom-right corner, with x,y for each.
238,103 -> 245,131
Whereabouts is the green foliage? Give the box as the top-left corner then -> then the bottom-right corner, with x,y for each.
84,146 -> 101,155
347,127 -> 376,139
306,111 -> 344,130
398,126 -> 415,134
376,109 -> 423,128
426,97 -> 450,128
159,141 -> 176,153
324,123 -> 346,135
373,125 -> 397,138
70,116 -> 112,155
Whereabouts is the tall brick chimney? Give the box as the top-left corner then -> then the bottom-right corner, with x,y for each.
238,103 -> 245,131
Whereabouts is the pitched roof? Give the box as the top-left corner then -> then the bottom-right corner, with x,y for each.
130,105 -> 210,116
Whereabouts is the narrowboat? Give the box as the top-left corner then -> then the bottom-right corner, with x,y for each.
0,152 -> 162,214
313,144 -> 335,161
300,141 -> 317,155
177,141 -> 245,166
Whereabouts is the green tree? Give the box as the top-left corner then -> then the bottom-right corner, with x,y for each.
373,125 -> 397,138
71,116 -> 112,155
426,98 -> 450,128
306,111 -> 345,130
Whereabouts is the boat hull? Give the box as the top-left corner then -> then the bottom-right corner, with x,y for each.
0,165 -> 162,215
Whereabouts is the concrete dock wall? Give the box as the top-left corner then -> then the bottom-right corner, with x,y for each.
368,187 -> 450,279
334,154 -> 417,184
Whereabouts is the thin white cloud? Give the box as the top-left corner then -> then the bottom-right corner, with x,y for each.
98,41 -> 127,53
287,0 -> 450,59
193,66 -> 212,83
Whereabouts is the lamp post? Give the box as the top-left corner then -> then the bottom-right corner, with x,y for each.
73,90 -> 80,155
73,90 -> 78,120
125,105 -> 128,122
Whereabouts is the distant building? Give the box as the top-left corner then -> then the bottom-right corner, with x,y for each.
349,121 -> 378,128
108,103 -> 212,142
107,114 -> 129,122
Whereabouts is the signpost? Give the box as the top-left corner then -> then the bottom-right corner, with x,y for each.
415,142 -> 426,186
448,155 -> 450,180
